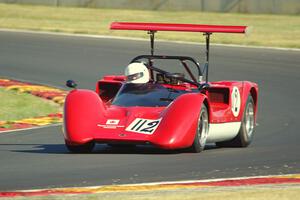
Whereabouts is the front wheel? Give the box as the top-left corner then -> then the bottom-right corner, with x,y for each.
65,141 -> 95,153
216,95 -> 255,147
190,104 -> 209,153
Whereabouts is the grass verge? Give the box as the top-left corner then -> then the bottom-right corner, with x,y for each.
0,3 -> 299,48
0,88 -> 60,121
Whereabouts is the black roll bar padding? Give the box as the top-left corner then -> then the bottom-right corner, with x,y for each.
148,58 -> 154,80
130,55 -> 202,77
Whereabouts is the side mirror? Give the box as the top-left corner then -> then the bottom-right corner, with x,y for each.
66,80 -> 77,89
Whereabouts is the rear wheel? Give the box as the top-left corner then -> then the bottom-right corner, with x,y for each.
216,95 -> 255,147
66,141 -> 95,153
190,105 -> 209,153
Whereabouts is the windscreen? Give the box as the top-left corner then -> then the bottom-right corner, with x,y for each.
112,83 -> 194,107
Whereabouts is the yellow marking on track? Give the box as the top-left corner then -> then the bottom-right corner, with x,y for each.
278,174 -> 300,179
52,96 -> 65,105
15,116 -> 62,126
6,85 -> 62,93
55,184 -> 211,194
0,79 -> 10,82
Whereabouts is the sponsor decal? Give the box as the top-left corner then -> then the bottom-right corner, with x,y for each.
106,119 -> 120,125
126,118 -> 161,134
231,86 -> 241,117
97,119 -> 124,129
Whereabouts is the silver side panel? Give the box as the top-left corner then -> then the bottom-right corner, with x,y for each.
207,122 -> 241,143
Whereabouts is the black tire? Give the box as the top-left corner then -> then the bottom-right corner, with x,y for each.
190,104 -> 209,153
216,95 -> 255,148
66,141 -> 95,153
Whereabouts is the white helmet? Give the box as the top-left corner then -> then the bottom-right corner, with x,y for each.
125,62 -> 150,84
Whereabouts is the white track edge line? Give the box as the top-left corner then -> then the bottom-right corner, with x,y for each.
12,173 -> 300,192
0,28 -> 299,52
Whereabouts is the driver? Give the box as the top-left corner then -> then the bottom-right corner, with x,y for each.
125,62 -> 150,84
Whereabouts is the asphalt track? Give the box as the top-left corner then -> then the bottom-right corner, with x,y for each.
0,31 -> 300,191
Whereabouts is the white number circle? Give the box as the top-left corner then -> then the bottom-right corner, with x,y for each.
231,86 -> 241,117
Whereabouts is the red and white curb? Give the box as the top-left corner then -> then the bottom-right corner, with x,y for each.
1,174 -> 300,197
0,78 -> 67,132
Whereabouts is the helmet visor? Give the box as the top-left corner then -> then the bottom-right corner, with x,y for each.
127,72 -> 144,82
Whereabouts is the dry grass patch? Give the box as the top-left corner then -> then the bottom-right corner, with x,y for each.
0,3 -> 299,48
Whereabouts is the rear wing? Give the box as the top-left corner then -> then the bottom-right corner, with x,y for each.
110,22 -> 249,34
110,22 -> 249,83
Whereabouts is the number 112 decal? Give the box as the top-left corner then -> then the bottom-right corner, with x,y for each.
126,118 -> 161,135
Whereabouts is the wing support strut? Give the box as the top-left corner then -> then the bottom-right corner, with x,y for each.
204,32 -> 211,83
148,31 -> 156,56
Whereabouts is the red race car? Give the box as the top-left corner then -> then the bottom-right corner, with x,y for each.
63,22 -> 258,153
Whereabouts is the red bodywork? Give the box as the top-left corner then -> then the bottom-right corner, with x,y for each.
63,22 -> 258,150
64,76 -> 258,149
